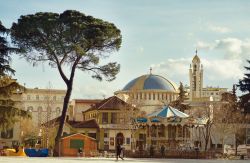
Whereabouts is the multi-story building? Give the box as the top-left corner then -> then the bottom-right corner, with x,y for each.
21,88 -> 66,127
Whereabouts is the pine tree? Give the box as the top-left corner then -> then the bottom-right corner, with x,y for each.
238,60 -> 250,93
0,21 -> 15,76
170,82 -> 189,112
238,60 -> 250,113
0,21 -> 28,130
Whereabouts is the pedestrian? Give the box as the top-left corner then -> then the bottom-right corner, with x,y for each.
78,148 -> 83,157
149,145 -> 154,157
160,145 -> 165,157
116,142 -> 124,161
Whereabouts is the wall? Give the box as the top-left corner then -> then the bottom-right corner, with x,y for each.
60,134 -> 97,157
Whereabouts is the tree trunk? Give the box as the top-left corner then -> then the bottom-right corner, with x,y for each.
53,82 -> 73,156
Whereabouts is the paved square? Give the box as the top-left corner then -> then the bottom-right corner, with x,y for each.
0,157 -> 249,163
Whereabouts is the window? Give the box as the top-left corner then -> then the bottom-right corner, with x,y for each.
150,125 -> 157,137
144,93 -> 147,99
88,133 -> 96,139
153,93 -> 155,100
177,125 -> 183,137
70,139 -> 84,149
102,113 -> 108,124
111,113 -> 117,124
104,132 -> 108,138
36,95 -> 39,100
149,93 -> 151,100
27,95 -> 31,100
27,106 -> 33,112
126,138 -> 130,144
139,134 -> 146,141
158,125 -> 165,137
56,107 -> 61,116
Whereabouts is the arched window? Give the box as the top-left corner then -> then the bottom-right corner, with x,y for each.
27,106 -> 33,112
158,124 -> 165,137
150,125 -> 157,137
38,107 -> 42,113
56,107 -> 61,116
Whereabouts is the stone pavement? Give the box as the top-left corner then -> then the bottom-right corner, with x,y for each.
0,157 -> 248,163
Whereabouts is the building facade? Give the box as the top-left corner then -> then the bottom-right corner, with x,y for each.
68,99 -> 102,121
21,88 -> 66,127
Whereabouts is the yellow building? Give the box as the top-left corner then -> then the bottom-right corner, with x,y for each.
82,96 -> 137,151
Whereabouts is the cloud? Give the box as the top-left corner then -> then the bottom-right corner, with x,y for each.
136,46 -> 144,54
196,37 -> 250,60
201,59 -> 244,80
208,24 -> 231,33
151,57 -> 244,87
196,41 -> 213,50
72,83 -> 114,99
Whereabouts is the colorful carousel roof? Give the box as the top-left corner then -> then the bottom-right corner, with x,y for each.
147,106 -> 189,118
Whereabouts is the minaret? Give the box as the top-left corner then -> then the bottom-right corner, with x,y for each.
189,50 -> 203,100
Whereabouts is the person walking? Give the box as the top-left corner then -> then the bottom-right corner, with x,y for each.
160,145 -> 165,157
116,142 -> 124,161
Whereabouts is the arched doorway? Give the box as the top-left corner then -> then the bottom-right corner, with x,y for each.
116,132 -> 124,145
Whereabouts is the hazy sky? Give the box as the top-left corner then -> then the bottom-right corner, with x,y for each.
1,0 -> 250,99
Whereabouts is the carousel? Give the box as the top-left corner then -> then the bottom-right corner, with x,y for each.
134,105 -> 203,150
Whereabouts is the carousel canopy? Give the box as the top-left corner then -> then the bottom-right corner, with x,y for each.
136,117 -> 147,123
147,106 -> 189,118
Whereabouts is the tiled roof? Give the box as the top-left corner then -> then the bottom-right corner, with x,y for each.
41,116 -> 61,127
71,119 -> 99,128
84,96 -> 133,113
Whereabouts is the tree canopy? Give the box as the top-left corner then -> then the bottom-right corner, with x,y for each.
170,82 -> 189,112
11,10 -> 122,156
238,60 -> 250,113
0,21 -> 15,76
0,21 -> 28,130
238,60 -> 250,93
11,10 -> 121,81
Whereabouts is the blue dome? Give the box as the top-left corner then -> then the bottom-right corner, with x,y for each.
122,74 -> 177,91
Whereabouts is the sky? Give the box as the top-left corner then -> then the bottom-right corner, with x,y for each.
1,0 -> 250,99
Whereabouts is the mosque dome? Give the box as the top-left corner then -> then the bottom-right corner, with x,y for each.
122,74 -> 178,92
